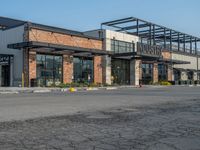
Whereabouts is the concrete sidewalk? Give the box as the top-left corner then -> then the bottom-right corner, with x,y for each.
0,86 -> 133,94
0,85 -> 195,94
0,87 -> 61,94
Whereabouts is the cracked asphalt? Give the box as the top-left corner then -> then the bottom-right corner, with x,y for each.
0,86 -> 200,150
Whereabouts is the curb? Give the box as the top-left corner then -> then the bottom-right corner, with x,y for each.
33,89 -> 51,93
105,87 -> 118,90
0,91 -> 19,94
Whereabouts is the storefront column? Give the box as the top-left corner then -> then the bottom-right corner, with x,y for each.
94,56 -> 103,84
103,55 -> 111,85
63,55 -> 73,84
130,59 -> 141,86
153,63 -> 158,83
193,72 -> 197,81
23,49 -> 29,87
29,51 -> 36,86
167,64 -> 173,81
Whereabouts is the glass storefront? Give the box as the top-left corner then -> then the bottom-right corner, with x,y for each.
142,63 -> 153,84
36,54 -> 62,87
111,39 -> 134,53
111,59 -> 130,85
187,71 -> 193,80
73,57 -> 94,83
0,55 -> 13,87
158,64 -> 167,81
174,70 -> 181,81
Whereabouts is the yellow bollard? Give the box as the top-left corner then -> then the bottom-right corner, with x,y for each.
69,87 -> 76,92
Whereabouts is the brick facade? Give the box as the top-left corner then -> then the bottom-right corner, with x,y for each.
167,64 -> 173,81
63,55 -> 73,84
25,28 -> 104,86
162,51 -> 173,81
29,51 -> 37,83
162,51 -> 171,59
23,49 -> 29,87
29,28 -> 102,50
94,56 -> 103,84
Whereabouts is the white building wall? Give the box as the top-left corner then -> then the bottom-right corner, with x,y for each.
104,30 -> 139,51
0,25 -> 24,86
172,53 -> 197,70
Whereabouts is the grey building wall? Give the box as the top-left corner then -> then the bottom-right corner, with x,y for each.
0,25 -> 25,86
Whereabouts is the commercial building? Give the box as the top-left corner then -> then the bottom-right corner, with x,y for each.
85,17 -> 200,85
0,16 -> 200,87
0,16 -> 107,87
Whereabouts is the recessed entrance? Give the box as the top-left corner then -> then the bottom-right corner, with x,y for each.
1,65 -> 10,86
141,63 -> 153,84
111,59 -> 130,85
73,57 -> 94,83
0,55 -> 13,87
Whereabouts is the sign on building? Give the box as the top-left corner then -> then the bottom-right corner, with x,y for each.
137,42 -> 162,58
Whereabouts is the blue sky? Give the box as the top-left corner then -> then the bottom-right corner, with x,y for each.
1,0 -> 200,37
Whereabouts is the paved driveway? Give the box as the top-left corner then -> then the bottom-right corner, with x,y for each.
0,86 -> 200,150
0,86 -> 199,122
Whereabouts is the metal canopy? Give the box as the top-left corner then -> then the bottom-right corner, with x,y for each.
0,16 -> 26,29
160,58 -> 190,64
102,17 -> 200,54
7,41 -> 111,56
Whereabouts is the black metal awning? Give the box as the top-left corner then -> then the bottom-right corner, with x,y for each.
111,51 -> 161,60
173,68 -> 186,71
159,58 -> 190,64
7,41 -> 112,56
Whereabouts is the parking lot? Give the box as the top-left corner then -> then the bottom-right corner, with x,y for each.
0,86 -> 200,150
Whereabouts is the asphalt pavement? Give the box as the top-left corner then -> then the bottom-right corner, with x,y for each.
0,86 -> 200,150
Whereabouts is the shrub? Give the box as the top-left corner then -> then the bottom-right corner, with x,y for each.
159,81 -> 172,86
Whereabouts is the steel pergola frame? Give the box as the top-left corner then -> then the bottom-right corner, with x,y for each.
101,17 -> 200,54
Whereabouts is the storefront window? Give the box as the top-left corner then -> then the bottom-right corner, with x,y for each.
111,59 -> 130,85
158,64 -> 167,81
111,39 -> 134,53
73,57 -> 94,83
187,71 -> 193,80
142,63 -> 153,84
174,70 -> 181,81
36,54 -> 62,87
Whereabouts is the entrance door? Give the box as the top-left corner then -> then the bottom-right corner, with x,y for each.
1,65 -> 10,86
111,59 -> 130,85
142,63 -> 153,84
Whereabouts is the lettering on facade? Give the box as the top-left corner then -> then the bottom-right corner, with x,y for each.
0,55 -> 13,65
137,42 -> 162,57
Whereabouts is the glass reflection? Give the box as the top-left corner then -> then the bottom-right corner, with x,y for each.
36,54 -> 62,87
73,57 -> 93,83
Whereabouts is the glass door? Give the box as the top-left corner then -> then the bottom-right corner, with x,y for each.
111,59 -> 130,85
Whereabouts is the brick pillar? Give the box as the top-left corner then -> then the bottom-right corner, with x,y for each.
63,55 -> 73,84
130,59 -> 141,86
167,64 -> 173,81
94,56 -> 103,84
153,63 -> 158,83
29,51 -> 37,86
23,49 -> 29,87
